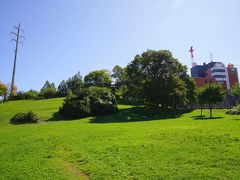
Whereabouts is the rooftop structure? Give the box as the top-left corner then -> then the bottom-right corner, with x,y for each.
188,46 -> 238,91
191,61 -> 239,90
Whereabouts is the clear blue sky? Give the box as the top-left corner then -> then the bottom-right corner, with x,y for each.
1,0 -> 240,91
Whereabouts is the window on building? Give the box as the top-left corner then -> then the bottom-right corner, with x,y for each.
212,69 -> 225,73
213,75 -> 226,78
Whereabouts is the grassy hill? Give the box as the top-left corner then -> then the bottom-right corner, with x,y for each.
0,98 -> 240,179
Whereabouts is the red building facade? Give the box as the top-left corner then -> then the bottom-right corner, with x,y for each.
191,62 -> 239,90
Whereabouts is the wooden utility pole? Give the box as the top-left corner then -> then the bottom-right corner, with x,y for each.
10,23 -> 25,95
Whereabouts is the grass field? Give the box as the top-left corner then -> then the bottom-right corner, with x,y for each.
0,98 -> 240,179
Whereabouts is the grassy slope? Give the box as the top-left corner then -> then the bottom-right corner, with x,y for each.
0,98 -> 240,179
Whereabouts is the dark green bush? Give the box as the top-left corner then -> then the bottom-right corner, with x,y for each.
10,112 -> 39,124
8,90 -> 39,101
88,86 -> 118,115
59,87 -> 118,119
59,94 -> 91,118
226,105 -> 240,115
40,88 -> 57,99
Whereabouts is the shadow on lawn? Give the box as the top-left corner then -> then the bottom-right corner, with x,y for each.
89,107 -> 194,123
191,115 -> 224,120
47,107 -> 194,123
47,112 -> 77,121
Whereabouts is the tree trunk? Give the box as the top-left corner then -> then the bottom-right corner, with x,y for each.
209,104 -> 213,118
3,93 -> 7,102
200,105 -> 203,116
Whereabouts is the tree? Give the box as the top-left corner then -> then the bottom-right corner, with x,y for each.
57,80 -> 68,97
59,86 -> 118,118
197,88 -> 205,116
7,84 -> 18,98
112,65 -> 126,86
84,70 -> 112,88
0,82 -> 8,103
9,91 -> 25,100
197,84 -> 224,117
112,65 -> 128,99
66,72 -> 83,95
87,86 -> 118,115
181,74 -> 197,107
231,83 -> 240,104
24,90 -> 39,100
40,81 -> 57,99
125,50 -> 195,109
42,80 -> 55,89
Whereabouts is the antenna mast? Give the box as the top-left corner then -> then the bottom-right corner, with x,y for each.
189,46 -> 196,67
210,52 -> 213,62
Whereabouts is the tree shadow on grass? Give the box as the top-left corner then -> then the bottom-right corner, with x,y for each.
47,107 -> 194,123
89,107 -> 194,123
47,112 -> 78,121
191,115 -> 224,120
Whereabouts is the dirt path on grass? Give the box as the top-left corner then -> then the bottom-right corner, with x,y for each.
63,162 -> 89,180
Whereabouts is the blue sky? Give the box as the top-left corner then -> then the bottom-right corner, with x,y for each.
0,0 -> 240,91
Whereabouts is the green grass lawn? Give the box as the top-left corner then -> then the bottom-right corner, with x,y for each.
0,98 -> 240,179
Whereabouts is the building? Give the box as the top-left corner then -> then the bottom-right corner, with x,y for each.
191,61 -> 239,91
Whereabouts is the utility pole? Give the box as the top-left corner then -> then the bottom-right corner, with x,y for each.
10,23 -> 25,95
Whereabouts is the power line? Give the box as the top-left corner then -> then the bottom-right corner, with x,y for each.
10,23 -> 25,95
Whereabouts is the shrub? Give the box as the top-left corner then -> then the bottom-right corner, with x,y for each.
59,94 -> 91,118
8,91 -> 25,101
226,105 -> 240,115
10,112 -> 39,124
8,90 -> 39,101
40,88 -> 57,99
59,87 -> 118,119
24,90 -> 38,100
88,86 -> 118,115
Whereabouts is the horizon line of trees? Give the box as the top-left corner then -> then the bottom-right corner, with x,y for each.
1,49 -> 240,116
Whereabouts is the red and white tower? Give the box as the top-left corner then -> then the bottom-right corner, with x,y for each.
189,46 -> 196,67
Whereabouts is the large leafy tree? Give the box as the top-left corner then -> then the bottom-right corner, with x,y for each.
84,70 -> 112,88
197,84 -> 224,117
126,50 -> 195,109
66,72 -> 83,95
231,83 -> 240,104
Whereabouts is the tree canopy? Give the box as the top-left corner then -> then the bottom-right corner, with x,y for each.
57,80 -> 68,97
125,50 -> 195,109
84,70 -> 112,88
0,82 -> 8,101
40,81 -> 57,99
0,82 -> 7,96
59,86 -> 118,118
197,84 -> 224,117
67,72 -> 83,94
231,83 -> 240,104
